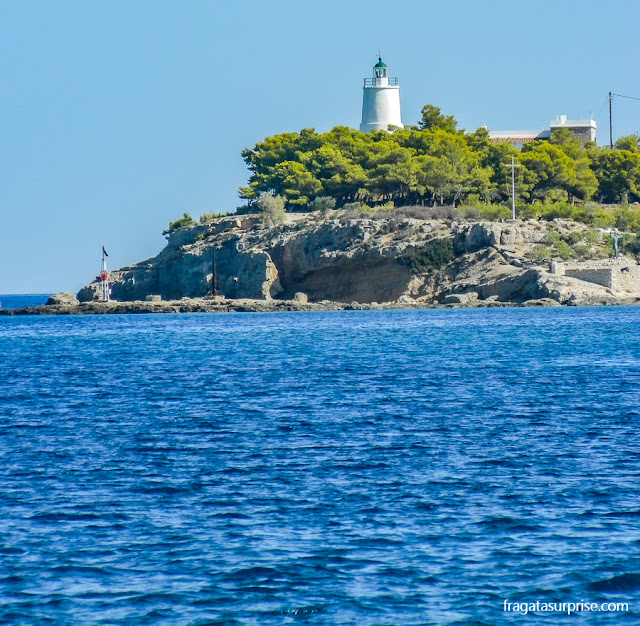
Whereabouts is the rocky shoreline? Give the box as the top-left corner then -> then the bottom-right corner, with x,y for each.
4,294 -> 640,317
6,213 -> 640,315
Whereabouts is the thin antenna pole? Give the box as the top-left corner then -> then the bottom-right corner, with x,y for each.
609,91 -> 613,149
511,157 -> 516,220
212,247 -> 218,296
504,157 -> 521,220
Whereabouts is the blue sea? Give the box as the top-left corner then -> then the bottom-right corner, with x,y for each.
0,294 -> 51,309
1,306 -> 639,624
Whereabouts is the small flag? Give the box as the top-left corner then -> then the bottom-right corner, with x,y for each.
102,246 -> 109,257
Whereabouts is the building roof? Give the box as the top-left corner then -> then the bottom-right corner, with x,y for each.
374,57 -> 387,68
488,130 -> 550,140
488,130 -> 551,145
550,116 -> 597,129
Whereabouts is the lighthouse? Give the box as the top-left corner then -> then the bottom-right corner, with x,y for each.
360,57 -> 403,132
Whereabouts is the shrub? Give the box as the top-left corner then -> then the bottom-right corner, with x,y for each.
474,204 -> 511,221
308,196 -> 336,215
535,202 -> 621,229
394,205 -> 434,220
554,239 -> 575,260
200,212 -> 223,222
458,201 -> 515,221
162,212 -> 194,237
543,230 -> 575,260
399,205 -> 462,220
584,229 -> 600,246
482,201 -> 537,220
342,201 -> 368,212
566,231 -> 584,245
393,205 -> 453,220
398,239 -> 454,272
516,203 -> 538,220
428,205 -> 462,220
526,246 -> 553,262
572,204 -> 615,228
339,202 -> 371,221
614,205 -> 640,232
257,193 -> 286,227
573,244 -> 591,258
539,202 -> 574,220
596,238 -> 615,258
625,234 -> 640,257
459,206 -> 481,220
545,229 -> 561,245
566,229 -> 598,256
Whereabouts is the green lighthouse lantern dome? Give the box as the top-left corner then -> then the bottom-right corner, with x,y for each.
373,57 -> 388,79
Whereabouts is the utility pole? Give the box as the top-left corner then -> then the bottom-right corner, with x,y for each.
212,247 -> 218,296
609,91 -> 613,149
505,157 -> 521,220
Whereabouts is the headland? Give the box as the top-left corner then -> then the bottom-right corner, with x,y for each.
3,210 -> 640,316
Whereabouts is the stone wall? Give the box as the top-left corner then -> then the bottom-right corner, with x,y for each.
551,259 -> 640,292
564,268 -> 613,289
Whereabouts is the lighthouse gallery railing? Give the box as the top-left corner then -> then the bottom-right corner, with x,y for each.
363,78 -> 399,87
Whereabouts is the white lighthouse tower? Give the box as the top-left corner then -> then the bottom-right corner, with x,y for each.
360,57 -> 403,132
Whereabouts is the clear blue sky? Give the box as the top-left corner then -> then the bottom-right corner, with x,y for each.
1,0 -> 638,294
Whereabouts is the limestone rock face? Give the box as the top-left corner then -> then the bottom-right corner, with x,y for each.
443,292 -> 479,304
453,221 -> 549,254
76,214 -> 640,307
76,282 -> 104,302
46,292 -> 79,306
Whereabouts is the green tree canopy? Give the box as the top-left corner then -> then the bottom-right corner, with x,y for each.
590,147 -> 640,203
615,134 -> 640,152
521,141 -> 597,202
418,104 -> 459,133
238,105 -> 637,211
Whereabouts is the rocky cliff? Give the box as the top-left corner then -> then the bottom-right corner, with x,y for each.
76,213 -> 640,307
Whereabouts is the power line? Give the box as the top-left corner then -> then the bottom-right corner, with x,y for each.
612,93 -> 640,101
594,94 -> 609,121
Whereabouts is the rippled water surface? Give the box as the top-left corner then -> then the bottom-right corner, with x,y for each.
1,308 -> 640,624
0,294 -> 50,309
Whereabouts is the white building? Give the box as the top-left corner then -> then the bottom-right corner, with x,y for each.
550,115 -> 597,143
360,57 -> 403,132
488,115 -> 597,148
